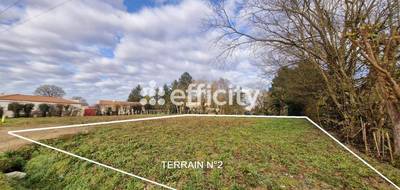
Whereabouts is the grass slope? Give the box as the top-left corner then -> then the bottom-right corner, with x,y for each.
5,117 -> 400,189
0,173 -> 13,190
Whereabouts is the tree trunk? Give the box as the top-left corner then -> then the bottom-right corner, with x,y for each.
387,101 -> 400,156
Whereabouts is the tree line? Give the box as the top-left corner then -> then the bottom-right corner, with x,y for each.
7,102 -> 76,117
211,0 -> 400,166
127,72 -> 247,114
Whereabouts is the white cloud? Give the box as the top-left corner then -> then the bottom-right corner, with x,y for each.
0,0 -> 266,104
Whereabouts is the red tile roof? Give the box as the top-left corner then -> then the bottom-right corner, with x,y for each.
0,94 -> 80,105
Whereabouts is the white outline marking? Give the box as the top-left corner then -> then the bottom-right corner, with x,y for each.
7,114 -> 400,190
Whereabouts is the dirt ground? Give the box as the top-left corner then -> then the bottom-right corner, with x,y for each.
0,126 -> 91,152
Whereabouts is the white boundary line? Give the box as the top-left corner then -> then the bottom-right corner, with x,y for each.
7,114 -> 400,190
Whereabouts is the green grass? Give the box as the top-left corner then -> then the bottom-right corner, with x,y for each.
3,117 -> 400,189
0,173 -> 13,190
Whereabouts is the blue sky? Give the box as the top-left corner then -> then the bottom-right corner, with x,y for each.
123,0 -> 181,12
124,0 -> 157,12
0,0 -> 266,104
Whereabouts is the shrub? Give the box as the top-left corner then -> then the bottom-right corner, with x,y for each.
7,103 -> 23,118
56,104 -> 64,116
48,105 -> 57,117
23,104 -> 35,117
0,146 -> 36,173
0,153 -> 25,173
38,104 -> 50,117
0,154 -> 12,172
0,107 -> 3,118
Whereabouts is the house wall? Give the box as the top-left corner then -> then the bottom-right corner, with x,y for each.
98,105 -> 144,115
0,101 -> 12,117
0,100 -> 82,117
99,105 -> 130,115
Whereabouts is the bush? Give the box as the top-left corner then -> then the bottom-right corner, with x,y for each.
7,103 -> 23,118
56,104 -> 64,116
23,104 -> 35,117
48,105 -> 57,117
48,105 -> 65,117
0,153 -> 25,173
38,104 -> 50,117
0,146 -> 36,173
0,107 -> 3,118
0,154 -> 12,172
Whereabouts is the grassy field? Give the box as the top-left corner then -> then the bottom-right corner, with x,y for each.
1,116 -> 400,189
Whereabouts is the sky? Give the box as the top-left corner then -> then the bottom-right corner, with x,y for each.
0,0 -> 267,104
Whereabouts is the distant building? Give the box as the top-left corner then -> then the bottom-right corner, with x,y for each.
97,100 -> 143,115
0,94 -> 83,117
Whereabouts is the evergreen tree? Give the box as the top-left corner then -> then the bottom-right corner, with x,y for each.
128,85 -> 143,102
178,72 -> 193,89
162,84 -> 172,113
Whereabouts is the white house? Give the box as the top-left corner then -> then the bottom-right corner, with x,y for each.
0,94 -> 83,117
97,100 -> 143,115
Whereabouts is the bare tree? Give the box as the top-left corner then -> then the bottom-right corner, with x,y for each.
210,0 -> 400,158
347,0 -> 400,155
72,96 -> 89,106
34,84 -> 66,97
